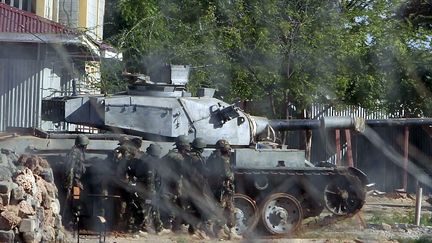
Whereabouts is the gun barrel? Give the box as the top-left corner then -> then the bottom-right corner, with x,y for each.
268,117 -> 357,131
366,118 -> 432,127
268,117 -> 432,131
268,119 -> 321,130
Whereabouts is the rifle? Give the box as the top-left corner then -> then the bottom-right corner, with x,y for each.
220,178 -> 234,203
61,159 -> 76,218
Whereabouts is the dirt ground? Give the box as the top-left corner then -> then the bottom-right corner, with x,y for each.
69,192 -> 432,243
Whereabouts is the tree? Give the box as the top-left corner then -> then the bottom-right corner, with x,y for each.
104,0 -> 432,117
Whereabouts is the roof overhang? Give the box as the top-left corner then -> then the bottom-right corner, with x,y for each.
0,32 -> 83,44
0,32 -> 102,60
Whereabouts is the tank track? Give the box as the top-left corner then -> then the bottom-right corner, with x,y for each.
234,166 -> 367,235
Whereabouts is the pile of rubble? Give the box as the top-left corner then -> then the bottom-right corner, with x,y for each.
0,150 -> 65,243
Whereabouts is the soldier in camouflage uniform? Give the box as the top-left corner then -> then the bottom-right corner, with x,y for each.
62,135 -> 89,226
159,135 -> 190,231
131,137 -> 144,158
183,137 -> 213,238
64,135 -> 89,190
129,143 -> 164,233
206,139 -> 240,239
112,140 -> 141,231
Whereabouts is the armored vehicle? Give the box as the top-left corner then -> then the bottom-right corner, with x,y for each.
0,65 -> 375,236
36,65 -> 370,235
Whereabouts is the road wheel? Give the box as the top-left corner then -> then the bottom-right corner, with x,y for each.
233,194 -> 259,235
260,193 -> 303,235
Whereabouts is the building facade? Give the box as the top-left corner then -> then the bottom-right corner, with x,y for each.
0,2 -> 103,131
1,0 -> 105,40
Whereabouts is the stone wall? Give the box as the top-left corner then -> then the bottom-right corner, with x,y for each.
0,150 -> 65,243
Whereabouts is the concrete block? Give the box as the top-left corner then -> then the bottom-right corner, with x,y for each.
19,218 -> 36,233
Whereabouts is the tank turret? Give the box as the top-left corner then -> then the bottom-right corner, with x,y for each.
40,66 -> 360,147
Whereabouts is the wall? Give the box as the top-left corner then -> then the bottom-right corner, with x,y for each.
0,43 -> 88,131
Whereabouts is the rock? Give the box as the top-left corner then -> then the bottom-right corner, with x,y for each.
16,155 -> 27,166
380,223 -> 392,231
40,169 -> 54,183
18,200 -> 35,217
10,185 -> 25,203
0,166 -> 12,181
0,151 -> 17,172
35,207 -> 44,228
44,182 -> 57,198
37,157 -> 50,169
0,182 -> 11,194
35,176 -> 48,205
23,230 -> 42,243
0,210 -> 21,230
43,208 -> 55,228
26,196 -> 40,209
0,193 -> 10,206
50,199 -> 60,215
56,229 -> 66,243
19,218 -> 36,233
0,230 -> 14,243
0,154 -> 63,242
54,215 -> 62,229
42,227 -> 55,242
14,168 -> 36,195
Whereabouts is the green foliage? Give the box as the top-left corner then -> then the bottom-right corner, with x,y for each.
103,0 -> 432,118
369,210 -> 432,226
397,235 -> 432,243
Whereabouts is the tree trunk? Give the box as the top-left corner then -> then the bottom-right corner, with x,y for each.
269,93 -> 277,116
282,90 -> 290,146
304,109 -> 312,161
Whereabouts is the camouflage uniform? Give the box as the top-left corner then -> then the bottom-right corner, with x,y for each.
62,135 -> 89,227
183,138 -> 213,235
111,142 -> 140,231
64,146 -> 86,191
159,149 -> 187,230
130,144 -> 164,233
206,140 -> 235,235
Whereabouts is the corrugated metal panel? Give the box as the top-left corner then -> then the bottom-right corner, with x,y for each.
310,103 -> 402,119
0,3 -> 73,34
0,58 -> 43,131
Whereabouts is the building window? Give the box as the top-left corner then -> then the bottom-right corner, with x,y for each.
22,0 -> 31,11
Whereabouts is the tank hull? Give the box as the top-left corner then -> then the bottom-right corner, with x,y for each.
0,134 -> 367,235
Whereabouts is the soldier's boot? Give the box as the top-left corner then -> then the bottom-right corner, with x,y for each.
156,228 -> 172,235
203,220 -> 214,238
216,228 -> 229,240
193,229 -> 210,240
171,216 -> 183,232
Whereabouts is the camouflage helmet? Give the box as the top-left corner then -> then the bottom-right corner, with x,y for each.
131,137 -> 143,148
118,136 -> 129,145
191,137 -> 206,149
215,139 -> 230,149
147,143 -> 162,157
75,135 -> 89,146
175,135 -> 189,147
117,144 -> 137,158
